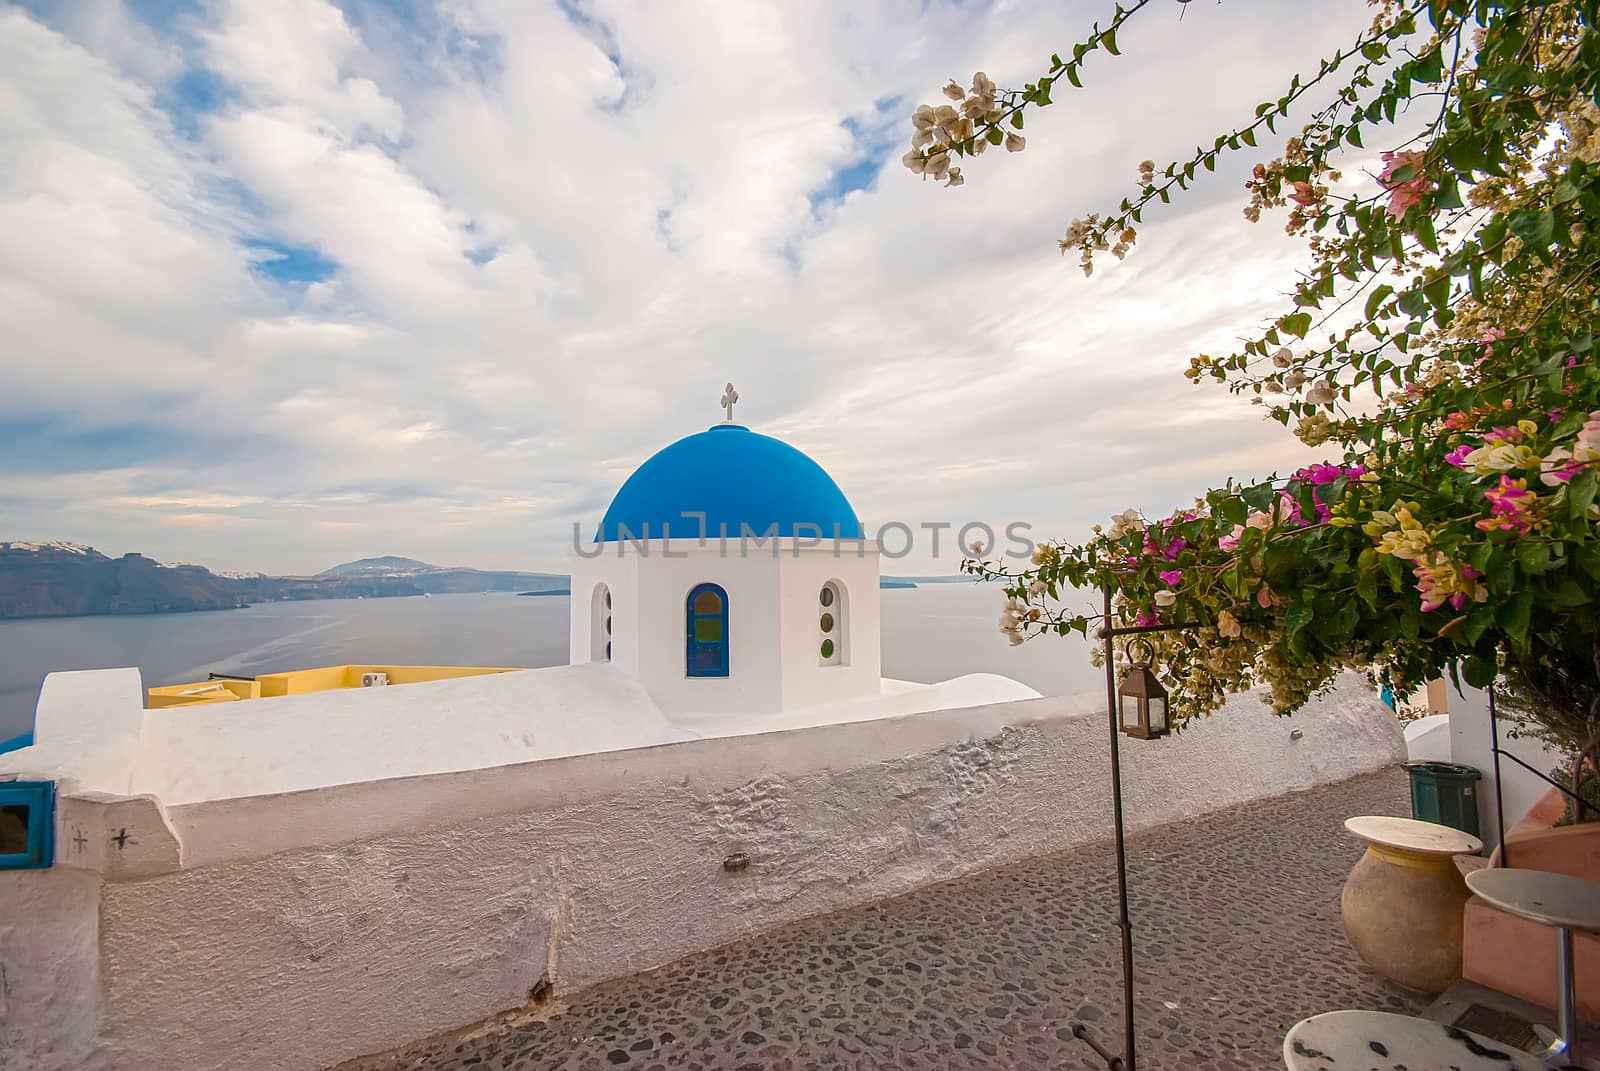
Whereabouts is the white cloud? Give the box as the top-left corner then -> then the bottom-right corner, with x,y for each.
0,0 -> 1386,574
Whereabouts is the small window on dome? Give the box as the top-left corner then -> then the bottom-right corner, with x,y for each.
819,582 -> 846,666
590,583 -> 612,663
686,583 -> 729,677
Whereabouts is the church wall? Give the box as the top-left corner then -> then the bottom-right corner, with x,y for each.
627,541 -> 789,715
567,550 -> 641,676
0,677 -> 1405,1071
775,547 -> 882,711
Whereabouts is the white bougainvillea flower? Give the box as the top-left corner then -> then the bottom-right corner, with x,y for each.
971,71 -> 996,97
1005,131 -> 1026,153
942,81 -> 965,101
945,166 -> 964,187
902,150 -> 928,174
1154,590 -> 1178,607
926,152 -> 951,179
1304,382 -> 1337,406
1273,347 -> 1294,368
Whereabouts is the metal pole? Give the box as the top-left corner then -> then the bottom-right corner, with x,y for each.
1103,586 -> 1136,1071
1556,926 -> 1578,1063
1488,683 -> 1508,867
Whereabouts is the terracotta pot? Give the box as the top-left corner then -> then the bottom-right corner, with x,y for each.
1341,842 -> 1470,993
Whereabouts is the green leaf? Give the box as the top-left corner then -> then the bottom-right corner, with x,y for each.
1462,609 -> 1493,647
1415,214 -> 1439,254
1435,176 -> 1463,211
1065,65 -> 1082,88
1241,127 -> 1256,148
1569,470 -> 1598,518
1423,272 -> 1450,313
1285,600 -> 1315,637
1462,654 -> 1496,688
1103,28 -> 1119,55
1328,600 -> 1359,641
1364,284 -> 1394,319
1345,125 -> 1362,148
1011,111 -> 1024,130
986,127 -> 1004,145
1508,208 -> 1555,255
1281,312 -> 1313,338
1496,591 -> 1533,642
1356,565 -> 1378,610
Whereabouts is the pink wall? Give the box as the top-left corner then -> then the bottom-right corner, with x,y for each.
1462,789 -> 1600,1021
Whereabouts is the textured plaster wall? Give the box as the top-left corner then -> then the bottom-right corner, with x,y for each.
0,677 -> 1403,1071
0,868 -> 101,1071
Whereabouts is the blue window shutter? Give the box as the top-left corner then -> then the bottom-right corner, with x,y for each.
0,781 -> 55,870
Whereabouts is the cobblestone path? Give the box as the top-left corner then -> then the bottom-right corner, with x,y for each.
354,768 -> 1425,1071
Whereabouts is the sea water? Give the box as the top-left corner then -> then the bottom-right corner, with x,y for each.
0,586 -> 1102,741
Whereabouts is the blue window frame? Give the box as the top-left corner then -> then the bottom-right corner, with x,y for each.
0,780 -> 54,870
686,583 -> 730,678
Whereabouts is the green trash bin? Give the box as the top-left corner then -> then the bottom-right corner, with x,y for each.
1403,761 -> 1482,837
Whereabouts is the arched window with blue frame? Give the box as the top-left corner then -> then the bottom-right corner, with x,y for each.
686,583 -> 729,677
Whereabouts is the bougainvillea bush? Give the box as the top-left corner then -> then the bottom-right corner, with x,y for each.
905,0 -> 1600,790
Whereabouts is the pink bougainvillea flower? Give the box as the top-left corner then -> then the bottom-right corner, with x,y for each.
1413,555 -> 1488,613
1539,448 -> 1583,486
1136,610 -> 1160,627
1476,476 -> 1539,534
1288,181 -> 1317,207
1218,526 -> 1243,552
1158,569 -> 1183,586
1378,150 -> 1436,219
1444,444 -> 1473,468
1484,424 -> 1523,444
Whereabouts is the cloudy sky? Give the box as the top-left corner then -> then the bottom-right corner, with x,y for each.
0,0 -> 1382,574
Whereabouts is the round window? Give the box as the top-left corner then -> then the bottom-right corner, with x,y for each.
605,615 -> 612,635
604,590 -> 612,609
819,586 -> 835,607
820,639 -> 835,659
820,612 -> 835,633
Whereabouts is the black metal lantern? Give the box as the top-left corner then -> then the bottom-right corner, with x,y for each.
1118,638 -> 1170,740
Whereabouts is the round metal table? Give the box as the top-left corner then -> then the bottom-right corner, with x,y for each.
1466,867 -> 1600,1067
1284,1009 -> 1543,1070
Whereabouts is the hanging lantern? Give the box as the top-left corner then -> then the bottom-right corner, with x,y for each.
1118,637 -> 1170,740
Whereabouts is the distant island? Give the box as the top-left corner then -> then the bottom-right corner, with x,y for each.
0,543 -> 567,620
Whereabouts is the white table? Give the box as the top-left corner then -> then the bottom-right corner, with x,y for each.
1467,867 -> 1600,1067
1344,814 -> 1484,857
1284,1009 -> 1543,1070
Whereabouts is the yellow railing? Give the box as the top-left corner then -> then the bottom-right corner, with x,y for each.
147,665 -> 517,708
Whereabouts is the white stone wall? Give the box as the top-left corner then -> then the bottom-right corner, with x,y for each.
0,677 -> 1404,1071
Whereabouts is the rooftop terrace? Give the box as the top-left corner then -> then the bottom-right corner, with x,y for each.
348,769 -> 1424,1071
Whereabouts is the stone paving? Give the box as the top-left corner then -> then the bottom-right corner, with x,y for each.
354,769 -> 1425,1071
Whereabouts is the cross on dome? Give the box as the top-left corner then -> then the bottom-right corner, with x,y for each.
721,382 -> 739,422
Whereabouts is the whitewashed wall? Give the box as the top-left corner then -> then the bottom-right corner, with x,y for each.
0,677 -> 1404,1071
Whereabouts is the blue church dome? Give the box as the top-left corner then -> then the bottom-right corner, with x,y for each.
596,424 -> 861,542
